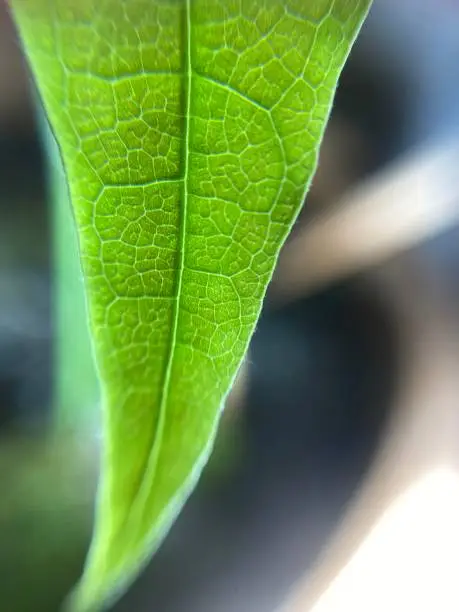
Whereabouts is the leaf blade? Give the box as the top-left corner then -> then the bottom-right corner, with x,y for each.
10,1 -> 372,609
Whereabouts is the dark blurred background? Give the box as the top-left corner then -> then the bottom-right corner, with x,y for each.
0,1 -> 458,611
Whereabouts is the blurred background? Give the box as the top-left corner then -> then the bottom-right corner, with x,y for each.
0,1 -> 458,611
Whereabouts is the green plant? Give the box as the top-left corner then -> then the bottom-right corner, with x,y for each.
9,1 -> 372,610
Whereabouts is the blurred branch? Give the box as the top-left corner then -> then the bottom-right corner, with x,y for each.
280,257 -> 459,611
274,132 -> 459,611
271,136 -> 459,305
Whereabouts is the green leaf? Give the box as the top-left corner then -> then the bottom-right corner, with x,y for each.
10,1 -> 371,609
39,108 -> 100,431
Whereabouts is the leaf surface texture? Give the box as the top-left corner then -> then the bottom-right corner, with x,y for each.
10,0 -> 371,609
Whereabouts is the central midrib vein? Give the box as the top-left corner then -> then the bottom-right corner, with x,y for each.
128,0 -> 192,525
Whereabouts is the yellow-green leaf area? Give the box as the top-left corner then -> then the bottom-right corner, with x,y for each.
10,0 -> 372,609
